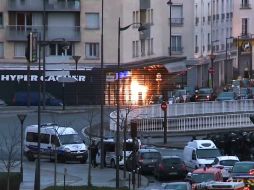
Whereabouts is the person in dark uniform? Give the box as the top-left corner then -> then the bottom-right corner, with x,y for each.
89,140 -> 98,168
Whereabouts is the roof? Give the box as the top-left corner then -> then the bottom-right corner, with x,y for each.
139,148 -> 159,153
25,124 -> 77,135
193,167 -> 222,174
216,156 -> 239,161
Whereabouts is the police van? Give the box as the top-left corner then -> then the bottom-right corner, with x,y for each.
24,123 -> 88,163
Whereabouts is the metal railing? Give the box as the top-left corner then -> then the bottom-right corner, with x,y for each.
6,25 -> 81,42
110,100 -> 254,132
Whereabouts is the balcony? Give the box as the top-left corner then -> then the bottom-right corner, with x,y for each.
170,46 -> 183,55
8,0 -> 80,12
5,25 -> 81,42
240,3 -> 251,9
169,18 -> 184,26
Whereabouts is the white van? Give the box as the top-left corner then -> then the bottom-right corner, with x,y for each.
183,139 -> 221,171
96,138 -> 141,168
24,123 -> 88,163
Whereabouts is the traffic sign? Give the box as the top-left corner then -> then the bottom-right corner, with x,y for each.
208,67 -> 215,74
161,101 -> 167,111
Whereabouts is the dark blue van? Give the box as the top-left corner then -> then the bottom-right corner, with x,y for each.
12,91 -> 63,106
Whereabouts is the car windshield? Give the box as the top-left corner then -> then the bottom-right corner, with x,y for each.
220,160 -> 238,166
164,184 -> 187,190
174,90 -> 186,96
58,134 -> 82,145
199,89 -> 212,94
192,173 -> 215,183
196,149 -> 221,159
141,152 -> 160,159
218,92 -> 234,98
163,158 -> 182,166
232,163 -> 254,173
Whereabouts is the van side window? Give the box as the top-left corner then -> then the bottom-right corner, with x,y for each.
26,132 -> 38,142
192,150 -> 196,160
51,135 -> 60,147
40,133 -> 50,144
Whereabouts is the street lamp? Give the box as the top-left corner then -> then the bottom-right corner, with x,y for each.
167,0 -> 173,56
72,55 -> 81,105
116,17 -> 146,189
225,37 -> 234,84
208,40 -> 219,88
17,113 -> 27,182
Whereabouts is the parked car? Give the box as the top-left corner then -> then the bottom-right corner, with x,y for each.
230,161 -> 254,178
236,88 -> 253,99
126,148 -> 161,174
185,166 -> 223,189
195,88 -> 216,102
12,91 -> 63,106
212,156 -> 240,181
153,156 -> 187,180
0,98 -> 6,106
162,182 -> 191,190
216,91 -> 237,101
172,89 -> 190,103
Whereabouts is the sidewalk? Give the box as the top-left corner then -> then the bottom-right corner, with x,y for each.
17,161 -> 148,190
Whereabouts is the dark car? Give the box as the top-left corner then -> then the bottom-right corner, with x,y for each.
153,156 -> 187,180
216,91 -> 237,101
195,88 -> 216,102
237,88 -> 253,100
126,148 -> 161,174
172,89 -> 191,103
12,91 -> 63,106
230,161 -> 254,178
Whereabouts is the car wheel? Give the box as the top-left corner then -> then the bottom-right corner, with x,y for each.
58,155 -> 66,163
80,158 -> 87,164
26,152 -> 35,161
110,160 -> 116,168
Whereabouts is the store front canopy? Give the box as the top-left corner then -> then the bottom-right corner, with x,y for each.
164,61 -> 187,73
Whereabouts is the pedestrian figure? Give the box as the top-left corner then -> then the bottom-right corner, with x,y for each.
89,140 -> 98,168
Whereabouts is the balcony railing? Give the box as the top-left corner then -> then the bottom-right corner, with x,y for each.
170,46 -> 183,54
240,3 -> 251,9
169,18 -> 184,26
8,0 -> 80,11
139,24 -> 150,40
5,25 -> 81,42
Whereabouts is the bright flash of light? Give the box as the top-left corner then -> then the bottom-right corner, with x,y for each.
129,80 -> 148,104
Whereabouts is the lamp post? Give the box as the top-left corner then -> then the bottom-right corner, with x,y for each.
167,0 -> 173,56
72,55 -> 81,105
17,113 -> 27,182
100,0 -> 105,169
116,17 -> 146,189
208,40 -> 219,89
225,37 -> 234,84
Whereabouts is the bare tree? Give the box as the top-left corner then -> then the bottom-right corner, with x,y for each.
0,127 -> 20,190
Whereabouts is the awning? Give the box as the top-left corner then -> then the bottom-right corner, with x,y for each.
164,61 -> 187,73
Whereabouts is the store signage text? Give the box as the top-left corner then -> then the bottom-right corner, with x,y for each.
0,75 -> 86,82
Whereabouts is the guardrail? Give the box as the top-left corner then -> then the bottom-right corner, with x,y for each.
109,100 -> 254,132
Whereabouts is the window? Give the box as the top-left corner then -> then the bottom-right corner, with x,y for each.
85,43 -> 99,59
40,133 -> 50,144
241,0 -> 249,8
132,41 -> 139,57
171,35 -> 182,52
14,43 -> 26,57
132,11 -> 140,28
147,38 -> 153,55
0,13 -> 3,27
49,43 -> 72,56
85,13 -> 99,29
147,9 -> 153,24
0,42 -> 3,58
141,40 -> 145,56
172,5 -> 183,25
242,18 -> 248,35
51,135 -> 60,147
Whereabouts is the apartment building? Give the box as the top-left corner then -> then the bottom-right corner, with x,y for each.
177,0 -> 235,89
0,0 -> 186,105
232,0 -> 254,79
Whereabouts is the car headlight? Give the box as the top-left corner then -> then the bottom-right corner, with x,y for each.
64,148 -> 71,152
